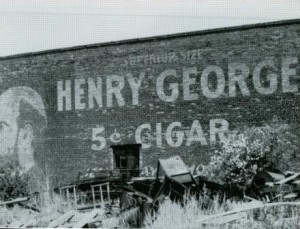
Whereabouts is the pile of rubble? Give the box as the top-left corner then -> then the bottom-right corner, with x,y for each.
1,156 -> 300,228
252,171 -> 300,202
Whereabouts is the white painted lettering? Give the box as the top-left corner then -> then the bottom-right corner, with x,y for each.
201,65 -> 225,98
74,78 -> 86,110
228,63 -> 250,97
156,69 -> 179,102
183,67 -> 199,101
166,122 -> 184,147
57,80 -> 72,111
106,75 -> 125,107
88,77 -> 103,109
210,119 -> 229,144
127,72 -> 145,105
282,57 -> 299,93
253,59 -> 278,95
135,123 -> 151,149
186,120 -> 208,146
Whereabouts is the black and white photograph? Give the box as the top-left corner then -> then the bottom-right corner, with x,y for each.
0,0 -> 300,228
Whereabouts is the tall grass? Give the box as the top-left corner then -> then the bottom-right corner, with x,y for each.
144,195 -> 300,229
0,190 -> 70,227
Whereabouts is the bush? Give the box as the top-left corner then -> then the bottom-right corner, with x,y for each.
0,153 -> 29,201
206,120 -> 299,191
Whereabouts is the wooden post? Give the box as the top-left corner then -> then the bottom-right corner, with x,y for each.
91,186 -> 96,209
73,186 -> 77,210
79,189 -> 82,205
59,188 -> 63,209
107,182 -> 111,203
100,186 -> 104,207
66,188 -> 70,209
156,161 -> 160,180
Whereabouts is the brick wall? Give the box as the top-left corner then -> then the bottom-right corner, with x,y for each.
0,20 -> 300,185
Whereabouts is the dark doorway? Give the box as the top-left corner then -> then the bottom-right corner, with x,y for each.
111,144 -> 141,179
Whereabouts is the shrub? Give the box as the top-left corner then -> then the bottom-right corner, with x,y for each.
206,119 -> 299,191
0,153 -> 29,201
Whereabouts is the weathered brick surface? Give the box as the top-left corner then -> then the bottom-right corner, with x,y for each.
0,20 -> 300,185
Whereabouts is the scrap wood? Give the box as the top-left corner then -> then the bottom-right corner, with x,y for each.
265,202 -> 300,207
202,212 -> 247,225
88,212 -> 120,228
197,201 -> 300,225
0,197 -> 29,206
21,219 -> 39,228
276,172 -> 300,185
292,180 -> 300,185
197,201 -> 264,224
158,156 -> 189,178
72,208 -> 105,228
152,182 -> 166,204
77,203 -> 103,210
123,185 -> 153,203
283,193 -> 298,199
7,214 -> 38,227
47,209 -> 77,228
7,218 -> 36,228
18,202 -> 40,212
120,207 -> 139,221
7,220 -> 28,228
244,195 -> 261,202
101,217 -> 120,228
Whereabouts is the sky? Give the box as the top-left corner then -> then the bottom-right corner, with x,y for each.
0,0 -> 300,57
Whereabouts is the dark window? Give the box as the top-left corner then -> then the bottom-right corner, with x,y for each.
111,144 -> 141,179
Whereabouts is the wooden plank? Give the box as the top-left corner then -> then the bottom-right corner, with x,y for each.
60,184 -> 77,190
18,202 -> 40,212
47,210 -> 77,228
197,201 -> 300,224
8,220 -> 26,228
197,201 -> 264,224
203,213 -> 246,225
0,197 -> 29,206
100,186 -> 104,206
72,208 -> 105,228
73,185 -> 78,210
77,203 -> 102,210
107,182 -> 111,203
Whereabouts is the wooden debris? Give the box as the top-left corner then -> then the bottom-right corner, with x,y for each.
18,202 -> 40,212
202,212 -> 247,225
197,201 -> 300,225
0,197 -> 29,206
47,210 -> 77,228
101,217 -> 120,228
47,208 -> 106,228
72,208 -> 105,228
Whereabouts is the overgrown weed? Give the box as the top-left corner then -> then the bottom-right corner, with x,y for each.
144,194 -> 300,229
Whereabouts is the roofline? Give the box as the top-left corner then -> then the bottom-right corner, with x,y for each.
1,18 -> 300,61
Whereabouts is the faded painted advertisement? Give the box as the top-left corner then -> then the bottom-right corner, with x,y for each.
57,57 -> 299,150
0,20 -> 300,184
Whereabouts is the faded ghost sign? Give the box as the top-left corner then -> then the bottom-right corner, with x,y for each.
57,57 -> 299,149
57,57 -> 299,111
1,20 -> 300,184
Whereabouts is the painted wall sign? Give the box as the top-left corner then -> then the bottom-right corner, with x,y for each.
0,20 -> 300,185
57,57 -> 299,111
91,119 -> 229,150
